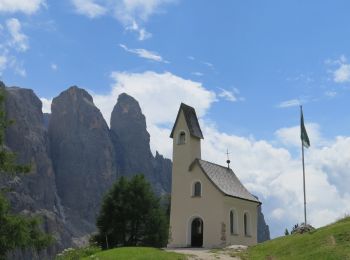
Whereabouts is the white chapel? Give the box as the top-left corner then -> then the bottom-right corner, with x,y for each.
168,103 -> 261,248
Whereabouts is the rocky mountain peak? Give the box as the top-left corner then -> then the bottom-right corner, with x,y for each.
109,92 -> 171,194
110,93 -> 147,135
49,85 -> 116,235
6,87 -> 42,112
110,92 -> 152,180
52,86 -> 94,114
63,86 -> 93,102
116,92 -> 141,111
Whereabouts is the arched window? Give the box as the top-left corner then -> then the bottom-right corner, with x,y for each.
230,210 -> 238,235
193,181 -> 201,197
178,131 -> 186,145
244,212 -> 251,236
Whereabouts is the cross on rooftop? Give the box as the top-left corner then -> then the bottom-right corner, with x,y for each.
226,149 -> 231,169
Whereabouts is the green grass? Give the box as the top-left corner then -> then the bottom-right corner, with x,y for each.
81,247 -> 187,260
242,217 -> 350,260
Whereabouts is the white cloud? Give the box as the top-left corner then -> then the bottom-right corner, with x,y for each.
114,0 -> 175,40
51,63 -> 58,71
119,44 -> 168,63
278,99 -> 301,108
203,61 -> 214,68
0,0 -> 45,14
6,18 -> 28,52
334,63 -> 350,83
124,20 -> 152,41
327,55 -> 350,83
71,0 -> 175,40
325,91 -> 337,98
191,72 -> 203,77
325,55 -> 347,65
0,52 -> 27,77
0,18 -> 29,77
71,0 -> 106,18
93,71 -> 216,127
340,55 -> 347,63
275,123 -> 322,148
309,136 -> 350,196
286,74 -> 314,83
271,208 -> 285,220
218,88 -> 238,102
40,97 -> 52,113
12,62 -> 26,76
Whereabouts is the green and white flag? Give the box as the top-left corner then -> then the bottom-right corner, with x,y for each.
300,106 -> 310,148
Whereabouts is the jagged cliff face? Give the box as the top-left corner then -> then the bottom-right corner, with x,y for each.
4,87 -> 56,211
153,151 -> 172,194
258,205 -> 271,243
2,85 -> 72,258
49,86 -> 117,235
110,93 -> 171,194
110,93 -> 154,181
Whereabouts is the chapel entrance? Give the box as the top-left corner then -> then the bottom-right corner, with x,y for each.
191,218 -> 203,247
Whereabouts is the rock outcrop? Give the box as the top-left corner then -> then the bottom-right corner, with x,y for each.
257,204 -> 271,242
2,84 -> 72,259
43,113 -> 50,129
49,86 -> 117,236
153,151 -> 172,193
110,93 -> 171,194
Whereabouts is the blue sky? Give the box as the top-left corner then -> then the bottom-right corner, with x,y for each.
1,0 -> 350,238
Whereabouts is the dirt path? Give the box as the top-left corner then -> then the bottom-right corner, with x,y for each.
165,246 -> 246,260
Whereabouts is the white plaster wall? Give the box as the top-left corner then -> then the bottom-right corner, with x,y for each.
223,197 -> 259,246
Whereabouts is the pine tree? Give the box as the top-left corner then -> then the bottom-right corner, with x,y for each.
284,228 -> 289,236
94,175 -> 168,249
0,87 -> 52,259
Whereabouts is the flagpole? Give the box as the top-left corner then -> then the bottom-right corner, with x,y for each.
301,106 -> 307,226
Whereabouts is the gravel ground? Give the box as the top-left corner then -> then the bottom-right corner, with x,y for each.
165,246 -> 247,260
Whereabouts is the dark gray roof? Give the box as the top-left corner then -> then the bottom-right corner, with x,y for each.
170,103 -> 204,139
191,159 -> 260,204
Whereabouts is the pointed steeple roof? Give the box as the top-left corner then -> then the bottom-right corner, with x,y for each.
170,103 -> 204,139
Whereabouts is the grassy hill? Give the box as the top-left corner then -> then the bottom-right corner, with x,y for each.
81,247 -> 186,260
57,217 -> 350,259
242,216 -> 350,260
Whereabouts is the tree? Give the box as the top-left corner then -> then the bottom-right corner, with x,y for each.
284,228 -> 289,236
94,175 -> 168,249
0,87 -> 52,259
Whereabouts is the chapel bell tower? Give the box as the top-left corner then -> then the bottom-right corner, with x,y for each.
170,103 -> 203,172
168,103 -> 204,247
